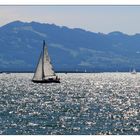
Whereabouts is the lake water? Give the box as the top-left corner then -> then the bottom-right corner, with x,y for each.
0,73 -> 139,135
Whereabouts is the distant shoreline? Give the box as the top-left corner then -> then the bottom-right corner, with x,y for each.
0,71 -> 137,73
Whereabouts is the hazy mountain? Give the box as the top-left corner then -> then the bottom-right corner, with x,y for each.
0,20 -> 140,72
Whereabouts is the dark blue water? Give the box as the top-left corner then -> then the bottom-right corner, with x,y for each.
0,73 -> 139,135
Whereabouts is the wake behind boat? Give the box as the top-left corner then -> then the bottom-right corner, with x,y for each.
32,41 -> 60,83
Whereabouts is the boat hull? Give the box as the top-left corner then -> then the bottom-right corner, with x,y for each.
32,79 -> 60,83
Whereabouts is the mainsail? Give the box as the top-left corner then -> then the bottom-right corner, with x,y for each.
32,41 -> 55,81
43,44 -> 55,79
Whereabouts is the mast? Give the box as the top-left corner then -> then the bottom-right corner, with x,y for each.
42,40 -> 45,79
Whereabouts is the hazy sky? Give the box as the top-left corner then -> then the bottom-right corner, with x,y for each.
0,6 -> 140,35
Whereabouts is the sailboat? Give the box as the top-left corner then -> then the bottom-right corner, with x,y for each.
131,68 -> 137,74
32,40 -> 60,83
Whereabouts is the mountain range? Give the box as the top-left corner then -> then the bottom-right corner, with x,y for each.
0,20 -> 140,72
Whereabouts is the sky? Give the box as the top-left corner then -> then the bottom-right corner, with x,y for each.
0,6 -> 140,35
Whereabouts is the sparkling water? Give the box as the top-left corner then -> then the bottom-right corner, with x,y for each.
0,73 -> 139,135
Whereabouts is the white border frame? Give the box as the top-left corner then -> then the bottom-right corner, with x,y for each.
0,0 -> 139,139
0,0 -> 140,5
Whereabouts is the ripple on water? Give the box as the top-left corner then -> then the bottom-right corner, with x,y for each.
0,73 -> 140,135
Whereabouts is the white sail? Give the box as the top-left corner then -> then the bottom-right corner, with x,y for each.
32,52 -> 43,81
131,68 -> 136,74
43,46 -> 55,79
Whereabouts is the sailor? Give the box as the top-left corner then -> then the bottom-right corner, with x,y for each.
56,76 -> 60,80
